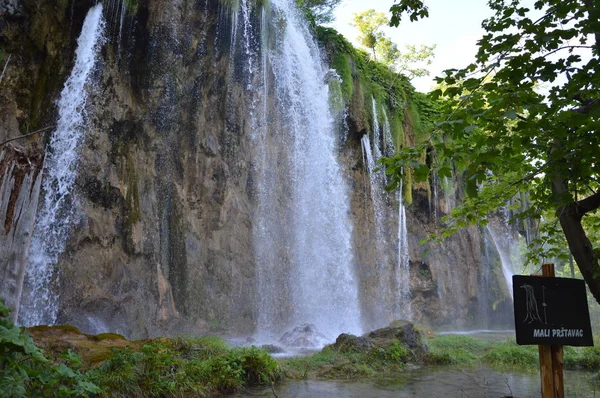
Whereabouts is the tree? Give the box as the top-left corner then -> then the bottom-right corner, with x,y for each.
384,0 -> 600,302
351,9 -> 435,77
296,0 -> 343,25
350,9 -> 389,61
393,43 -> 436,79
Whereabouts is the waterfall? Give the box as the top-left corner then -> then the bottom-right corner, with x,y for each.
486,213 -> 520,298
254,0 -> 361,340
396,187 -> 411,319
19,4 -> 106,326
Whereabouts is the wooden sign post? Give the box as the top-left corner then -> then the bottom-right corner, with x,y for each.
538,263 -> 564,398
513,263 -> 594,398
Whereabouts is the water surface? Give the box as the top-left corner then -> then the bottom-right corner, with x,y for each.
235,366 -> 599,397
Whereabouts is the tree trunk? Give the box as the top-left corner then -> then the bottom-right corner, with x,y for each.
552,177 -> 600,304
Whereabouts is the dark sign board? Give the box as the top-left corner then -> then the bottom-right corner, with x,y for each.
513,275 -> 593,346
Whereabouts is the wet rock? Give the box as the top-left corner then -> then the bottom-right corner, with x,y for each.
279,324 -> 330,348
260,344 -> 285,354
328,321 -> 428,362
365,320 -> 429,360
330,333 -> 374,353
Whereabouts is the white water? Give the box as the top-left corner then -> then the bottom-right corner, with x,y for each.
396,187 -> 412,319
487,214 -> 520,299
254,0 -> 361,340
19,4 -> 105,326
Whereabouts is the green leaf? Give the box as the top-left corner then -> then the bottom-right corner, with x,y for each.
413,164 -> 430,182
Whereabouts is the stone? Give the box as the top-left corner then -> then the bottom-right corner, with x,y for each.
260,344 -> 285,354
330,333 -> 374,353
279,324 -> 330,348
365,321 -> 429,361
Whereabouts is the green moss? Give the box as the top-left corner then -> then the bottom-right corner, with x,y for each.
331,53 -> 353,101
391,112 -> 405,150
93,333 -> 127,342
27,325 -> 83,335
124,0 -> 139,14
218,0 -> 241,13
403,168 -> 413,205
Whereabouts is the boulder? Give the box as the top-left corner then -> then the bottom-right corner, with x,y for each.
328,320 -> 429,362
330,333 -> 374,353
366,320 -> 429,360
279,324 -> 330,348
260,344 -> 286,354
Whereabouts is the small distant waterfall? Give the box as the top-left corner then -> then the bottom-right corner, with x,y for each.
486,211 -> 521,298
253,0 -> 361,339
396,187 -> 411,319
19,4 -> 106,326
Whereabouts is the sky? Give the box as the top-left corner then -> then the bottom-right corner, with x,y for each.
330,0 -> 496,92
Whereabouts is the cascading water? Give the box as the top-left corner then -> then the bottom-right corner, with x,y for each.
396,186 -> 412,319
19,4 -> 106,326
486,210 -> 521,298
253,0 -> 361,341
360,99 -> 412,325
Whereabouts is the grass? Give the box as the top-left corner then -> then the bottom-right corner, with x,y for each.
426,334 -> 600,374
482,342 -> 539,370
278,340 -> 409,380
426,335 -> 494,365
85,337 -> 281,397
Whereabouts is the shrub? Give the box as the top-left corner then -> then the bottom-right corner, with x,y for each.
0,298 -> 101,397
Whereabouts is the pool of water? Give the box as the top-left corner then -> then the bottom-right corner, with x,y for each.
235,366 -> 599,397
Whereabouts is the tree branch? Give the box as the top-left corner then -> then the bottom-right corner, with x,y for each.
575,191 -> 600,217
542,45 -> 593,58
0,125 -> 55,148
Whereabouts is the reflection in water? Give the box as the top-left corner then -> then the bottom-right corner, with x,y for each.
235,367 -> 599,397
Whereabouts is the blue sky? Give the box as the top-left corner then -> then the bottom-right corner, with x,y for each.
330,0 -> 496,92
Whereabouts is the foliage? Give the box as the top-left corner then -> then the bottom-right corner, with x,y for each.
395,44 -> 436,79
296,0 -> 342,25
87,338 -> 281,397
350,9 -> 435,78
0,299 -> 101,398
279,340 -> 410,379
384,0 -> 600,302
389,0 -> 429,26
350,9 -> 389,61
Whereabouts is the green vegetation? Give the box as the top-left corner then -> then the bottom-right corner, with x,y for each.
296,0 -> 342,25
0,299 -> 101,398
88,339 -> 280,397
426,334 -> 600,374
426,335 -> 490,365
279,339 -> 409,379
315,24 -> 436,204
1,299 -> 279,397
350,9 -> 435,79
